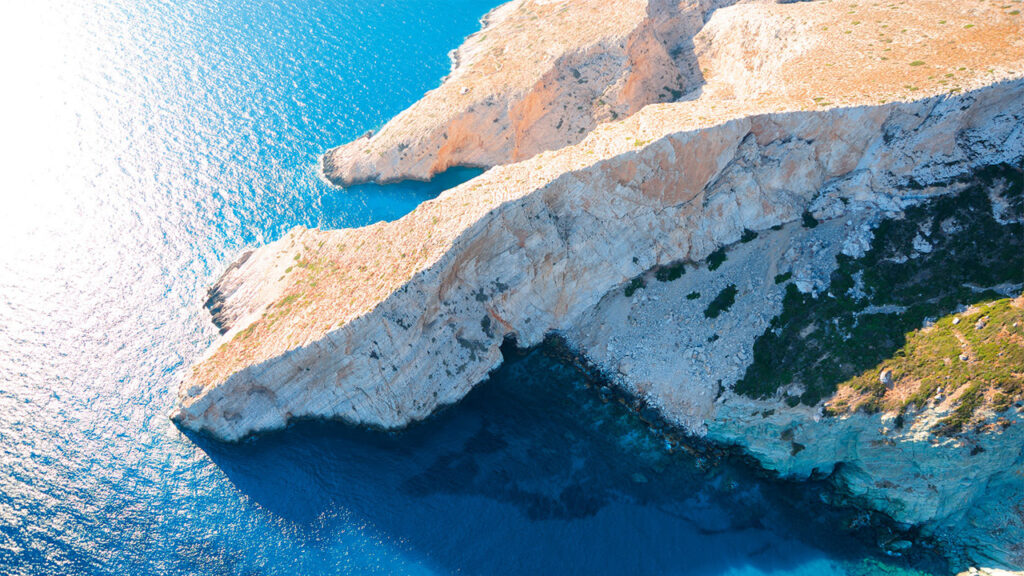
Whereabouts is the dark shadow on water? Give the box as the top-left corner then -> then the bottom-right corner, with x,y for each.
194,343 -> 949,576
320,166 -> 485,228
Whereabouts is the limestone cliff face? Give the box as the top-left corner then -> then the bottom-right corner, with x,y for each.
708,395 -> 1024,570
323,0 -> 1023,187
323,0 -> 722,186
175,0 -> 1024,569
566,206 -> 1024,570
174,80 -> 1024,440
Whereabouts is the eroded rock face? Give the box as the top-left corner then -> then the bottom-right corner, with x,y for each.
175,80 -> 1024,441
323,0 -> 730,186
707,394 -> 1024,571
564,183 -> 1024,569
566,216 -> 859,435
322,0 -> 1024,188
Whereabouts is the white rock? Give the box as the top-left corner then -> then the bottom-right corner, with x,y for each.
880,368 -> 895,388
913,233 -> 934,254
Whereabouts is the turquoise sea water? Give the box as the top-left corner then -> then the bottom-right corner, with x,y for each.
0,1 -> 948,574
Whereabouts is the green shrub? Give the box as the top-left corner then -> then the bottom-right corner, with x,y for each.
707,248 -> 727,271
704,285 -> 738,318
624,276 -> 646,297
734,164 -> 1024,411
655,262 -> 686,282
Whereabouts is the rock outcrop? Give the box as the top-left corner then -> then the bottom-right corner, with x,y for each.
708,390 -> 1024,571
323,0 -> 1024,187
174,0 -> 1024,570
323,0 -> 724,186
567,191 -> 1024,570
175,80 -> 1024,438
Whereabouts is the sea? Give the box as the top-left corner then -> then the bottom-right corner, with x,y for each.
0,1 -> 949,574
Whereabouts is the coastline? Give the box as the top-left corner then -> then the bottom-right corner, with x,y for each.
175,0 -> 1024,570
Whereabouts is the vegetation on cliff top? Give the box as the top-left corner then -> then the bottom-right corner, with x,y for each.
838,296 -> 1023,434
734,164 -> 1024,433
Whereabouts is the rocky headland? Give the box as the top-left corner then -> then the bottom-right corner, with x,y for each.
173,0 -> 1024,572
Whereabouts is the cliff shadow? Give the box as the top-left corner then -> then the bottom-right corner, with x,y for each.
191,341 -> 949,575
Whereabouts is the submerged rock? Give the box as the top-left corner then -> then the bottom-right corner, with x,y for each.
885,539 -> 914,556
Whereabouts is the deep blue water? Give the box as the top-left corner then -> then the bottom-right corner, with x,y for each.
0,1 -> 947,574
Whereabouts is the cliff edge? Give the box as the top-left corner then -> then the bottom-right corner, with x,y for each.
323,0 -> 713,185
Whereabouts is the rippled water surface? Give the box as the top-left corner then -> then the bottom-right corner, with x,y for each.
0,1 -> 948,574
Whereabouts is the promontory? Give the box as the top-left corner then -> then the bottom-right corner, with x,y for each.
172,0 -> 1024,572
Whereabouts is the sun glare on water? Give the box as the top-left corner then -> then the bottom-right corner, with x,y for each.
0,0 -> 223,402
0,1 -> 168,275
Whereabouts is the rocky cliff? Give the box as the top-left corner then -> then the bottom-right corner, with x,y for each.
323,0 -> 719,185
323,0 -> 1023,187
174,0 -> 1024,570
567,166 -> 1024,569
